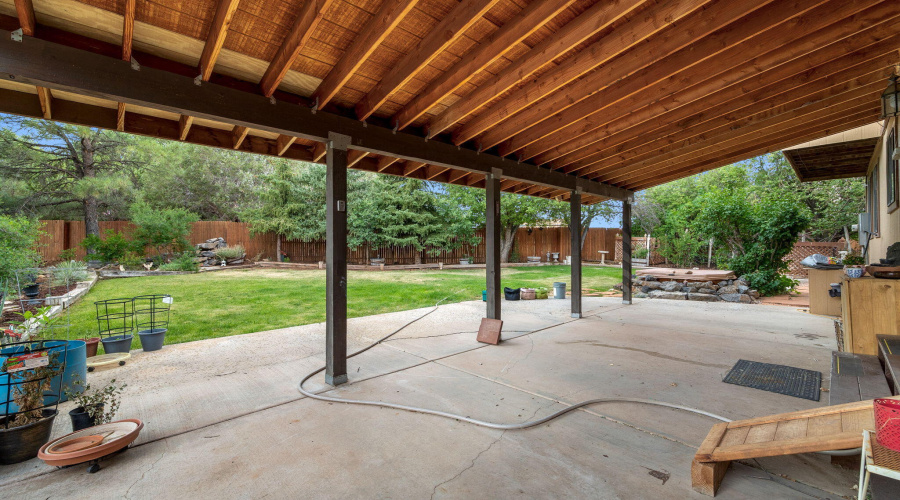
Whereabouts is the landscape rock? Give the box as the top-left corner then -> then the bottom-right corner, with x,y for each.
748,290 -> 760,299
649,290 -> 686,300
661,281 -> 683,292
697,288 -> 716,294
633,292 -> 648,298
642,281 -> 662,290
719,293 -> 753,303
718,285 -> 739,295
737,285 -> 750,294
644,276 -> 657,281
688,293 -> 720,302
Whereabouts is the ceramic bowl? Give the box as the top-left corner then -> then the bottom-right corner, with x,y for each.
845,267 -> 865,279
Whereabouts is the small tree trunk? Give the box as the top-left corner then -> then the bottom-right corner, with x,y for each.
276,234 -> 282,261
415,250 -> 422,265
81,136 -> 101,239
500,226 -> 518,263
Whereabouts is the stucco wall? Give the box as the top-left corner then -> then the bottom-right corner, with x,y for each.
867,116 -> 900,263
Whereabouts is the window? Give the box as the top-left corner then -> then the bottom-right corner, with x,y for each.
888,125 -> 898,212
869,166 -> 880,236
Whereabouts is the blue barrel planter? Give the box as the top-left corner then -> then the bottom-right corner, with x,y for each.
0,341 -> 83,416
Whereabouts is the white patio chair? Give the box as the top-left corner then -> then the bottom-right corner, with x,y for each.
858,430 -> 900,500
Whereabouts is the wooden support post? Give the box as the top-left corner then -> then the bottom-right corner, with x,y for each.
486,169 -> 501,321
325,132 -> 350,386
570,190 -> 582,318
622,199 -> 632,305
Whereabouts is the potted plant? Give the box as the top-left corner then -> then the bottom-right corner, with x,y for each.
0,348 -> 61,464
459,255 -> 471,265
65,379 -> 126,431
843,254 -> 865,278
21,273 -> 40,300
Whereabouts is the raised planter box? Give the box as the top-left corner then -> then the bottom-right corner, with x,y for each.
99,270 -> 196,279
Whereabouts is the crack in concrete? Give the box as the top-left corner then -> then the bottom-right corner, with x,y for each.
501,335 -> 535,374
430,431 -> 504,500
124,440 -> 169,499
555,340 -> 730,369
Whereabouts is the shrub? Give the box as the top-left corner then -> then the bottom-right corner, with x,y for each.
80,229 -> 136,263
157,251 -> 199,272
743,270 -> 799,297
0,215 -> 42,291
633,248 -> 649,259
213,244 -> 245,260
119,251 -> 145,270
57,248 -> 77,262
130,202 -> 198,258
51,260 -> 90,286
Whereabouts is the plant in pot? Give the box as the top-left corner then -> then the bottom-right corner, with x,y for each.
65,379 -> 126,432
0,345 -> 62,465
459,255 -> 471,265
843,254 -> 865,278
21,272 -> 40,300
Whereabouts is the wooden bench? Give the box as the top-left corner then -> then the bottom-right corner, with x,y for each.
830,351 -> 893,405
877,335 -> 900,396
692,397 -> 900,496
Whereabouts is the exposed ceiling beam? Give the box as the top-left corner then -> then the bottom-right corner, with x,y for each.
354,0 -> 502,121
312,142 -> 326,162
425,0 -> 642,138
276,134 -> 296,156
199,0 -> 241,81
36,85 -> 51,119
578,64 -> 894,177
403,161 -> 427,176
347,149 -> 368,167
376,156 -> 400,172
13,0 -> 34,36
178,115 -> 193,141
628,108 -> 879,190
392,0 -> 577,130
447,169 -> 468,184
451,0 -> 714,147
490,0 -> 814,156
232,125 -> 249,149
121,0 -> 134,61
560,21 -> 900,174
116,101 -> 125,131
312,0 -> 418,109
425,165 -> 449,180
526,0 -> 887,166
259,0 -> 334,97
0,31 -> 631,200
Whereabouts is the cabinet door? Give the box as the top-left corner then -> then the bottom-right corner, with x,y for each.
850,280 -> 900,355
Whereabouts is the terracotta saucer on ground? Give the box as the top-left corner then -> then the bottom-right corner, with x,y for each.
38,419 -> 143,467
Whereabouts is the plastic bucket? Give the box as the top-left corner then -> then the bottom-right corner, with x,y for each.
101,335 -> 133,354
482,290 -> 487,302
45,340 -> 86,403
138,328 -> 166,352
553,282 -> 566,299
874,398 -> 900,451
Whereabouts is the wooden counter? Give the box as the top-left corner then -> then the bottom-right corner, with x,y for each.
841,276 -> 900,355
808,268 -> 843,316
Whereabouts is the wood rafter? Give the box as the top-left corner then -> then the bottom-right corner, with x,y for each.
312,0 -> 418,109
276,134 -> 296,156
354,0 -> 502,121
36,85 -> 51,119
178,115 -> 193,141
403,161 -> 427,176
492,0 -> 823,157
116,101 -> 126,131
531,0 -> 891,167
231,125 -> 249,149
392,0 -> 577,130
426,0 -> 642,138
376,156 -> 400,172
121,0 -> 134,61
312,142 -> 327,162
13,0 -> 34,36
347,149 -> 368,167
260,0 -> 334,98
560,19 -> 900,174
425,165 -> 449,180
450,0 -> 713,146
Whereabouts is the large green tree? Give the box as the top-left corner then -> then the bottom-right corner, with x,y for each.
0,118 -> 135,239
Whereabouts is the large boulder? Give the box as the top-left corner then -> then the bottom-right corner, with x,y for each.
688,293 -> 719,302
649,290 -> 686,300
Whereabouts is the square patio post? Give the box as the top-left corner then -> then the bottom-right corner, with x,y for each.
570,190 -> 582,318
325,132 -> 349,386
622,198 -> 632,305
486,168 -> 501,320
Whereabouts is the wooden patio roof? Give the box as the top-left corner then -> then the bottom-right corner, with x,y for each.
0,0 -> 898,202
785,138 -> 880,182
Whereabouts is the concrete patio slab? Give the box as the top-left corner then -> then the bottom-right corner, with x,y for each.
0,297 -> 865,498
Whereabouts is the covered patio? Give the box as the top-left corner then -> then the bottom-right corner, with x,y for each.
1,298 -> 852,498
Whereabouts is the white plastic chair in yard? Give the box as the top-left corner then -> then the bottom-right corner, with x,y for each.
858,430 -> 900,500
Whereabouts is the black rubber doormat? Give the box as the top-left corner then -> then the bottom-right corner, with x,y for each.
723,359 -> 821,401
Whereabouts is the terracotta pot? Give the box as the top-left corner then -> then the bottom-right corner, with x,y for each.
82,337 -> 101,358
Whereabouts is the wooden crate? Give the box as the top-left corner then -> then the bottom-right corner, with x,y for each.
841,277 -> 900,355
808,268 -> 843,316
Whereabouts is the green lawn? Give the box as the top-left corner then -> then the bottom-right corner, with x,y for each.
63,266 -> 621,348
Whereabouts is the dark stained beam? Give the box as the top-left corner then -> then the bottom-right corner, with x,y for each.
426,0 -> 643,138
621,199 -> 632,305
325,132 -> 349,386
393,0 -> 577,130
260,0 -> 335,97
312,0 -> 418,109
354,0 -> 502,121
0,31 -> 631,200
486,170 -> 501,320
570,190 -> 582,318
450,0 -> 713,146
199,0 -> 241,81
494,0 -> 829,157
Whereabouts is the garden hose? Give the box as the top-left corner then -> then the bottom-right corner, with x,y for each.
296,300 -> 860,456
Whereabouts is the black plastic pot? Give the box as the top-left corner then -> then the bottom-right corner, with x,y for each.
23,283 -> 40,298
101,335 -> 133,354
69,405 -> 103,432
504,287 -> 521,301
0,409 -> 57,465
138,328 -> 166,352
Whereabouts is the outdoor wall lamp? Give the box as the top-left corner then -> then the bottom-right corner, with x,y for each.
881,75 -> 899,118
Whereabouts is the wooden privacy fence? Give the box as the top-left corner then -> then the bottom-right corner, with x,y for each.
35,221 -> 620,266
